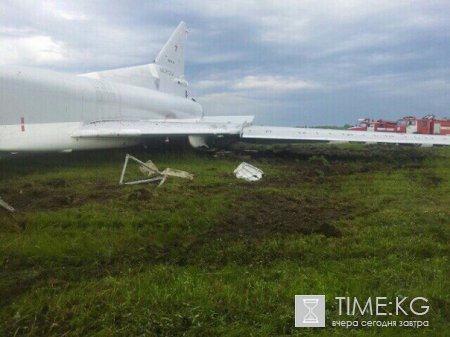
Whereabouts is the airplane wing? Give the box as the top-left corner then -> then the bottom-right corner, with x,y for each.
242,125 -> 450,146
72,118 -> 450,147
71,116 -> 254,138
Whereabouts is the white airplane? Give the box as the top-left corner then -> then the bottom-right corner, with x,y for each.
2,21 -> 450,154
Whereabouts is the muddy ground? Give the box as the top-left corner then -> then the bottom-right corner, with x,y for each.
0,143 -> 431,236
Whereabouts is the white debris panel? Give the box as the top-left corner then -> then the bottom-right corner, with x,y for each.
0,197 -> 15,212
233,162 -> 264,181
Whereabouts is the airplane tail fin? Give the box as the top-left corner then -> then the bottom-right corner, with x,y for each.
79,22 -> 190,97
155,21 -> 189,78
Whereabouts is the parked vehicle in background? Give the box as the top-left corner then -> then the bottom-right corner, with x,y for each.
348,118 -> 397,132
349,115 -> 450,135
395,115 -> 450,135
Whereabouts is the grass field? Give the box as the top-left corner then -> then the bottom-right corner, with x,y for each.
0,143 -> 449,336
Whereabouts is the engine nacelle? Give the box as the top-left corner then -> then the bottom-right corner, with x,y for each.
188,135 -> 209,149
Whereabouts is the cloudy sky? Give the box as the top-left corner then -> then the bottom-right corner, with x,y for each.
1,1 -> 449,126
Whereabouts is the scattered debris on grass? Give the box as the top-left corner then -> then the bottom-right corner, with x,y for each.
0,197 -> 15,213
233,162 -> 264,181
119,154 -> 193,187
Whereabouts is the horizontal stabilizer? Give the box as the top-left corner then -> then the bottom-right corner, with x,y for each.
79,64 -> 160,90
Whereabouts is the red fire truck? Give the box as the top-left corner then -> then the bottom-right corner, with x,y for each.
348,118 -> 397,132
395,115 -> 450,135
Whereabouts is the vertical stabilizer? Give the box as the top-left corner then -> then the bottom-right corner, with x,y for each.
155,21 -> 189,78
79,22 -> 191,97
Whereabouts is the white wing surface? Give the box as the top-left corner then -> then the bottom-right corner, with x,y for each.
72,116 -> 254,138
73,120 -> 450,147
242,126 -> 450,146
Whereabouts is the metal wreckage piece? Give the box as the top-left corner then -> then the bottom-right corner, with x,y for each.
0,197 -> 15,213
119,154 -> 193,187
233,162 -> 264,182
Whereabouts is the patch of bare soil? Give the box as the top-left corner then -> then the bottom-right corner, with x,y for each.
1,180 -> 122,212
0,268 -> 50,307
209,192 -> 352,241
230,142 -> 431,163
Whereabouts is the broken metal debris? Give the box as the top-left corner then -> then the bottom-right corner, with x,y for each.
0,197 -> 15,213
119,154 -> 193,187
233,162 -> 264,182
139,162 -> 194,180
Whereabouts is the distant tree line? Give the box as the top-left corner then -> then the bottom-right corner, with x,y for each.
296,124 -> 353,130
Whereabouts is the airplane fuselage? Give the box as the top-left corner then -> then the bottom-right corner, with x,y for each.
3,21 -> 448,154
0,67 -> 203,152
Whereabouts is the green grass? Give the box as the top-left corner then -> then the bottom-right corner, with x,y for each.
0,144 -> 449,336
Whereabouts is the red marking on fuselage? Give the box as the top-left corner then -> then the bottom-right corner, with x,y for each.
21,117 -> 25,132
